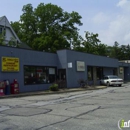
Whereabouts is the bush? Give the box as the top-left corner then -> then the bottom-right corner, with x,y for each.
49,83 -> 59,91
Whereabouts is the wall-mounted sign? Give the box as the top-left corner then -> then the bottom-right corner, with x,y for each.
119,67 -> 123,74
68,62 -> 72,68
2,57 -> 19,72
76,61 -> 85,71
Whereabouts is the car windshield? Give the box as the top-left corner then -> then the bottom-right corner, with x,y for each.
109,76 -> 118,79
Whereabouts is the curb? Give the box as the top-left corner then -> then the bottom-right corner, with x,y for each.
0,86 -> 107,99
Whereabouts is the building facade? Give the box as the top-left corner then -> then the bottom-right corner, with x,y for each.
0,16 -> 129,93
0,46 -> 129,93
0,16 -> 20,45
0,16 -> 31,49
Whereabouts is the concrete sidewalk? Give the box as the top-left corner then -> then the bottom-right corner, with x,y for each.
0,85 -> 107,99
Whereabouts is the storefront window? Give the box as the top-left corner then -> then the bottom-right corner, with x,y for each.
113,68 -> 117,75
48,68 -> 56,83
96,67 -> 103,80
24,65 -> 57,85
87,66 -> 93,81
24,66 -> 36,84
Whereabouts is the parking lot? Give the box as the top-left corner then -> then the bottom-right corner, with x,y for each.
0,83 -> 130,130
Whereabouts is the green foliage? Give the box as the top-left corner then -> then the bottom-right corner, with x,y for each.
8,37 -> 17,47
0,32 -> 6,45
11,3 -> 83,52
107,42 -> 130,60
10,2 -> 130,60
79,31 -> 108,56
49,83 -> 59,91
10,21 -> 23,41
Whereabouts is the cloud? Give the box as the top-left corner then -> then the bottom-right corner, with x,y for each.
117,0 -> 130,12
99,14 -> 130,45
117,0 -> 127,7
92,12 -> 109,24
92,0 -> 130,46
124,32 -> 130,41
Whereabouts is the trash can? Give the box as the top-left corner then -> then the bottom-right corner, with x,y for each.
4,80 -> 10,95
0,81 -> 5,96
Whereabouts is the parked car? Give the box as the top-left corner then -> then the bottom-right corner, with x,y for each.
100,75 -> 123,86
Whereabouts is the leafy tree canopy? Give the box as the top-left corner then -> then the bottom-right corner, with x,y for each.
11,3 -> 83,52
11,3 -> 130,60
74,31 -> 108,56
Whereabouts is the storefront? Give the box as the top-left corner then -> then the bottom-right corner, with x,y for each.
0,46 -> 129,93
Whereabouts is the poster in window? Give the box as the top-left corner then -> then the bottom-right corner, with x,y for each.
76,61 -> 85,71
119,67 -> 123,74
49,68 -> 55,74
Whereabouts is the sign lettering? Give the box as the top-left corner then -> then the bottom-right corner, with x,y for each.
2,57 -> 19,72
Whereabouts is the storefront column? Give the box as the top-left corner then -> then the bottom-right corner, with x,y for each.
93,67 -> 97,86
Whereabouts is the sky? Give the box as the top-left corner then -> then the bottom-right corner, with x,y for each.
0,0 -> 130,46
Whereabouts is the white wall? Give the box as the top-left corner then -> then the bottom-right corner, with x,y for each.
5,27 -> 15,41
0,16 -> 20,43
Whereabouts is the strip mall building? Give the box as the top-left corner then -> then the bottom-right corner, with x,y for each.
0,45 -> 130,93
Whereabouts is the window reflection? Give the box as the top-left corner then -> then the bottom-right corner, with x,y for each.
96,67 -> 103,80
87,66 -> 93,81
24,66 -> 56,85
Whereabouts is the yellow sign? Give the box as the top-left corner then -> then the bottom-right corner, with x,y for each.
2,57 -> 19,72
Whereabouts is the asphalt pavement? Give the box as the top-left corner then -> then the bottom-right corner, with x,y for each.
0,85 -> 107,99
0,83 -> 130,130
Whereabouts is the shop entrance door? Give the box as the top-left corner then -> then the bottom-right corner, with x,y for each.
58,69 -> 67,88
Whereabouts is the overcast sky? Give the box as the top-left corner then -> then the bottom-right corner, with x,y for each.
0,0 -> 130,46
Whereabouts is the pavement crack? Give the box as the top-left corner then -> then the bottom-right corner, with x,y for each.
65,103 -> 97,112
35,106 -> 101,130
35,117 -> 72,130
74,106 -> 101,118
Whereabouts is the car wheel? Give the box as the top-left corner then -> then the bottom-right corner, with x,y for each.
107,82 -> 110,86
118,84 -> 122,87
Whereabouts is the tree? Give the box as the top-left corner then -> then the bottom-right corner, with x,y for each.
11,3 -> 83,52
8,37 -> 17,47
106,41 -> 120,59
126,44 -> 130,60
80,31 -> 108,56
0,32 -> 6,45
118,44 -> 130,60
106,42 -> 130,60
10,21 -> 23,41
97,43 -> 108,56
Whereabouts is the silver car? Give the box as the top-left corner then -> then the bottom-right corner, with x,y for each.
100,75 -> 123,86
